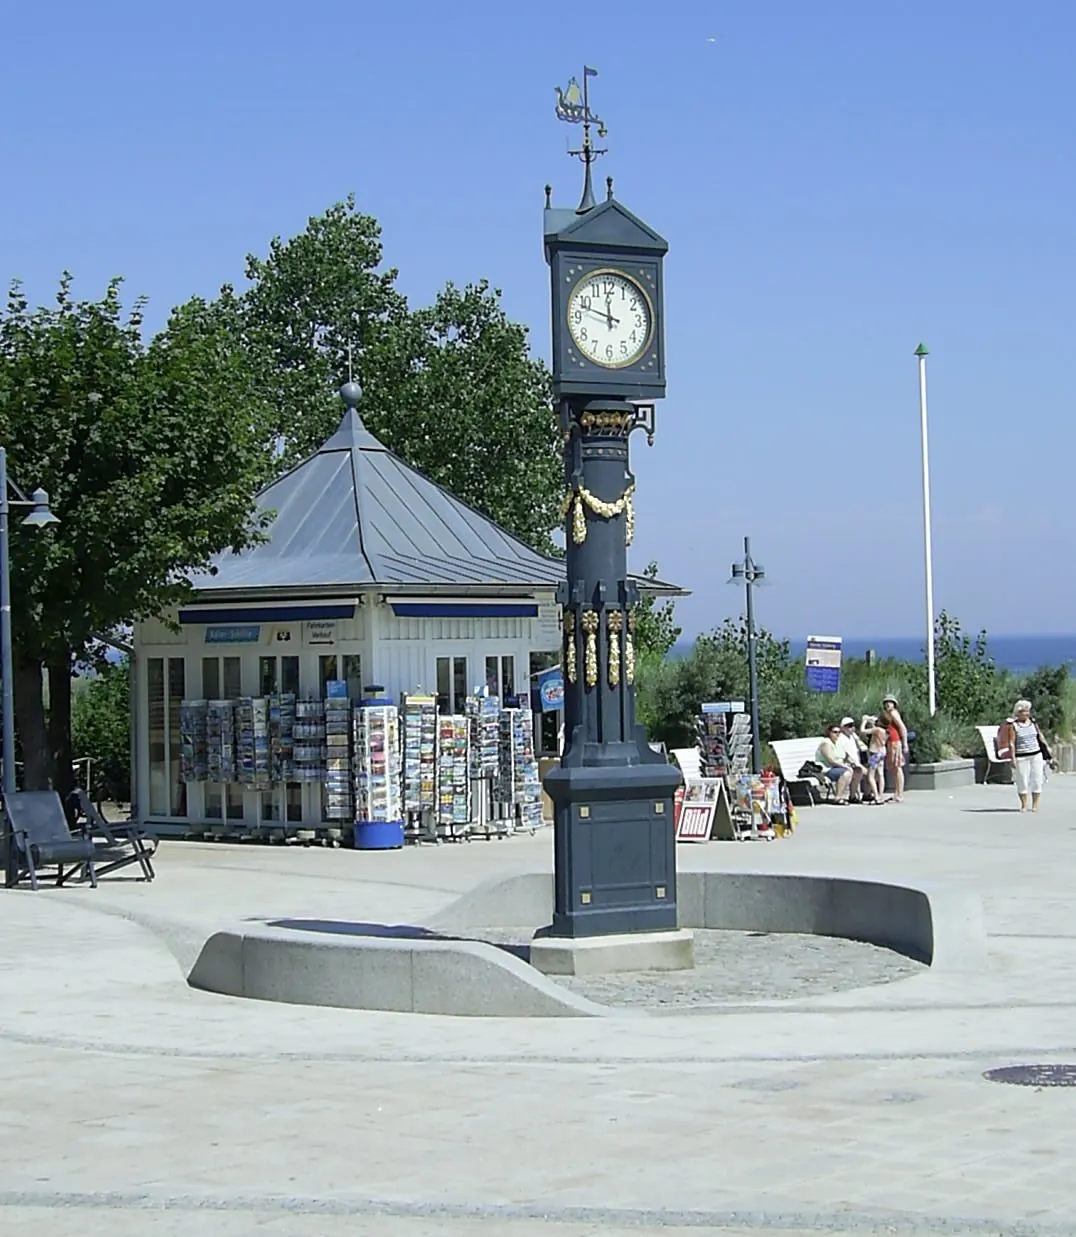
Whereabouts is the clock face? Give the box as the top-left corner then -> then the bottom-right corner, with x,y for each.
566,269 -> 653,368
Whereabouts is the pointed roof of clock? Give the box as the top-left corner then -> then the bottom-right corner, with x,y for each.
544,195 -> 668,255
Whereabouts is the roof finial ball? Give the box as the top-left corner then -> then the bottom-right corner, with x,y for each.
339,380 -> 363,410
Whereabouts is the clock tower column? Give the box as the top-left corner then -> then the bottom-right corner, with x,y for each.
540,68 -> 683,942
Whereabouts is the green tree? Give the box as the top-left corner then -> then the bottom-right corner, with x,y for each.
933,611 -> 1009,724
71,659 -> 131,804
1017,664 -> 1069,738
240,195 -> 409,455
0,277 -> 273,797
632,561 -> 681,659
238,199 -> 561,550
635,618 -> 826,748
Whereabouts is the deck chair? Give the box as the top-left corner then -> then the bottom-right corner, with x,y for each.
3,791 -> 96,890
68,789 -> 157,882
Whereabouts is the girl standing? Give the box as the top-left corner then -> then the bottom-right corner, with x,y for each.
880,696 -> 909,803
860,715 -> 889,802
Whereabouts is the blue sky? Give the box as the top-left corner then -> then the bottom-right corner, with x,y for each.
3,0 -> 1072,640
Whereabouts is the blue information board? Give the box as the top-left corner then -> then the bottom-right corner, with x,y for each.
805,635 -> 842,693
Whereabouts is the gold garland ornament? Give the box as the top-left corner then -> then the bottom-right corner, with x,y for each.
607,611 -> 623,688
563,610 -> 577,684
581,610 -> 599,688
560,482 -> 636,546
625,609 -> 636,686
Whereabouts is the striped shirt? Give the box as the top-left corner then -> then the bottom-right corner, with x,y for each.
1014,720 -> 1040,756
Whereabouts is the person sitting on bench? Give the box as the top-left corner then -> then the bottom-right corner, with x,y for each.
816,724 -> 855,804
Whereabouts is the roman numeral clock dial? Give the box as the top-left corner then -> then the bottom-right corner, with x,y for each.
566,269 -> 653,368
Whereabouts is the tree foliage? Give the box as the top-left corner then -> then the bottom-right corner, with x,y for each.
636,608 -> 1076,760
239,197 -> 561,550
72,660 -> 131,805
1,196 -> 566,794
0,276 -> 274,793
632,561 -> 682,660
933,611 -> 1007,725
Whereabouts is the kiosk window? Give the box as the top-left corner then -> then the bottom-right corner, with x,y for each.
436,656 -> 468,713
485,655 -> 515,701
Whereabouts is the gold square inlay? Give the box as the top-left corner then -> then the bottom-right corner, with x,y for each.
654,801 -> 665,815
656,886 -> 667,899
581,891 -> 592,905
579,805 -> 591,819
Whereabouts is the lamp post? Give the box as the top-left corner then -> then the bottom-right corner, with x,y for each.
1,447 -> 60,887
915,343 -> 937,717
731,537 -> 765,774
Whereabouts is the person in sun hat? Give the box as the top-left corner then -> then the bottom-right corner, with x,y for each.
836,717 -> 867,802
880,695 -> 909,802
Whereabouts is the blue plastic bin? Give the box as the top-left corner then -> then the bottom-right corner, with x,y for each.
354,820 -> 405,850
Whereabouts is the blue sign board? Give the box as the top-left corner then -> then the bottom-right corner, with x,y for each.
205,625 -> 261,644
537,667 -> 565,712
805,635 -> 842,693
701,701 -> 745,714
325,679 -> 349,699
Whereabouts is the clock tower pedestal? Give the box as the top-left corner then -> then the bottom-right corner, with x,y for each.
540,393 -> 682,940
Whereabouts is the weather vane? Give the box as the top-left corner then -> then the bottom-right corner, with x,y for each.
554,65 -> 608,213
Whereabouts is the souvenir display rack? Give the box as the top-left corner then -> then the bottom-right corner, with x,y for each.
353,704 -> 402,825
696,712 -> 728,780
466,693 -> 504,840
466,694 -> 500,777
732,771 -> 780,840
323,684 -> 353,824
179,700 -> 208,782
268,693 -> 296,784
204,699 -> 236,787
497,707 -> 543,834
691,706 -> 788,842
235,697 -> 271,788
293,698 -> 326,782
727,713 -> 753,778
402,694 -> 438,842
437,715 -> 470,839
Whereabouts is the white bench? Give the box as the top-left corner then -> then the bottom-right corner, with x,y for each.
771,736 -> 831,804
670,747 -> 701,781
976,724 -> 1011,783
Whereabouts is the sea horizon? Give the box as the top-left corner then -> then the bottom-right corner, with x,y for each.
672,632 -> 1076,677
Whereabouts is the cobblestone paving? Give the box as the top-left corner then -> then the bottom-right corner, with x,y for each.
478,929 -> 924,1007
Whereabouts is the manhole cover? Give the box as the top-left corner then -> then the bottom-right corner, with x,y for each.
984,1064 -> 1076,1087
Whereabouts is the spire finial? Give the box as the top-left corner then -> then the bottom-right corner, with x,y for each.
347,342 -> 354,382
606,175 -> 614,201
339,378 -> 362,411
544,184 -> 553,209
554,65 -> 608,214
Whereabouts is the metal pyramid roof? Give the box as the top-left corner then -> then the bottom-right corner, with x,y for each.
197,409 -> 568,595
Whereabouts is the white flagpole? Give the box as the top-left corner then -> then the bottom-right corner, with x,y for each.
915,343 -> 937,717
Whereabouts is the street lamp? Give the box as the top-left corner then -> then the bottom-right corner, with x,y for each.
730,536 -> 765,775
1,447 -> 60,888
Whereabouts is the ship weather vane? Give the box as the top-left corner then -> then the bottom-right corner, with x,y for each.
554,65 -> 608,213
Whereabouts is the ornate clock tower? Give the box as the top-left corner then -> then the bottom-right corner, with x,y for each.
541,68 -> 681,941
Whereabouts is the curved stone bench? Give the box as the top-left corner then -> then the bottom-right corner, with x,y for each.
426,869 -> 987,974
188,924 -> 607,1018
188,869 -> 985,1018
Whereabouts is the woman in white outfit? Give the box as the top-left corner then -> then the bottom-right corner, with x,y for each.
995,699 -> 1053,812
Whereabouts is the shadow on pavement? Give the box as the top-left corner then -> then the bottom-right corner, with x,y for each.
257,917 -> 533,962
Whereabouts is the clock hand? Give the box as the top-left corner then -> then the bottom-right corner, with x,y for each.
583,306 -> 619,327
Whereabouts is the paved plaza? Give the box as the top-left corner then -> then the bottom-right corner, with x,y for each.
3,777 -> 1076,1235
